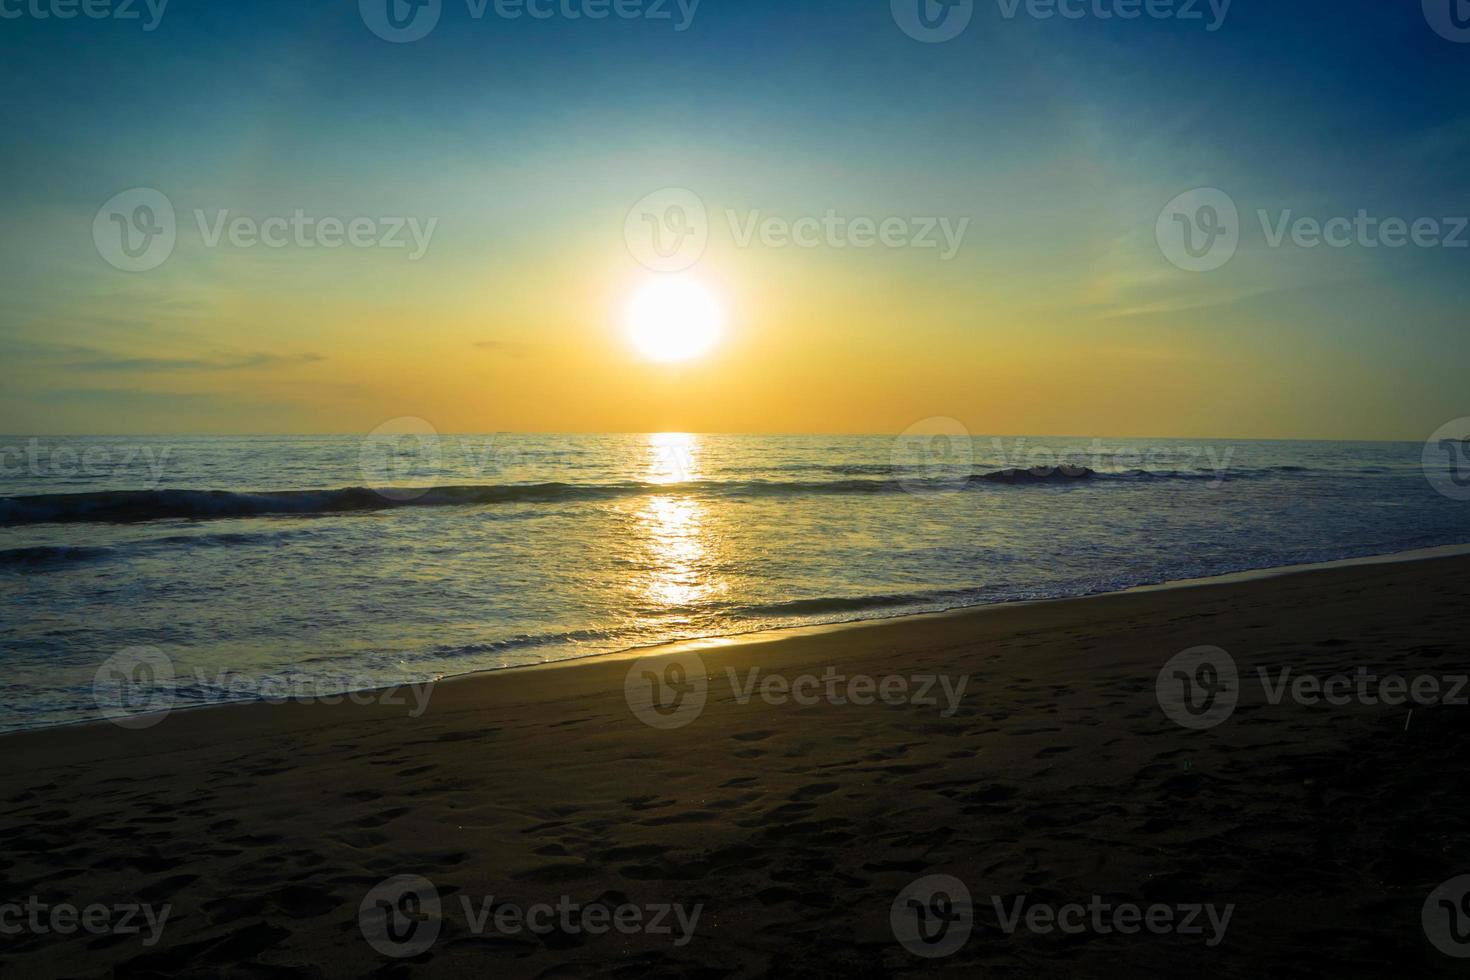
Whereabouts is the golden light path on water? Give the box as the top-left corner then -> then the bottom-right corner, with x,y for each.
635,433 -> 724,619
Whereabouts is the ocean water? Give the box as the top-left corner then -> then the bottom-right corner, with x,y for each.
2,432 -> 1467,733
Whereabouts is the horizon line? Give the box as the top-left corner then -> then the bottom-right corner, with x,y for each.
0,431 -> 1434,445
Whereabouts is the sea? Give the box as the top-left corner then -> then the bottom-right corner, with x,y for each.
2,432 -> 1467,732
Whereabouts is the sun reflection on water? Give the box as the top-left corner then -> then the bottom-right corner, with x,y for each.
634,434 -> 724,618
644,431 -> 698,485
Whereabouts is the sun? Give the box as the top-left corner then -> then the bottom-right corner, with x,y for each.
625,276 -> 723,363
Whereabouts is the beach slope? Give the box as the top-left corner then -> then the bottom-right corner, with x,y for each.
3,555 -> 1470,977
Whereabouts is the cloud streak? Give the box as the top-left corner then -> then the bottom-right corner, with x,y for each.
10,343 -> 326,373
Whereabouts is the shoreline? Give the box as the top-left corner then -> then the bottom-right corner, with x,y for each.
3,547 -> 1469,975
10,541 -> 1470,742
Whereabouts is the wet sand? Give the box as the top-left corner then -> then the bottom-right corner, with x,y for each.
3,553 -> 1470,977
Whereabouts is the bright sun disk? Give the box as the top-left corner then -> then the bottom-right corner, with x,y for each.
625,277 -> 723,363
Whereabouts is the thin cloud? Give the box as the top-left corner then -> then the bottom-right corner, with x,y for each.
70,352 -> 326,372
7,343 -> 328,373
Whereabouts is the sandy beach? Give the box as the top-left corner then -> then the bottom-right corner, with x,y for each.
3,552 -> 1470,977
9,2 -> 1464,975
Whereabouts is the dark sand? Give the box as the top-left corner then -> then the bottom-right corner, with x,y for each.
4,553 -> 1470,977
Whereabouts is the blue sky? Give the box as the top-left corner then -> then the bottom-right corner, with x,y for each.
1,0 -> 1466,436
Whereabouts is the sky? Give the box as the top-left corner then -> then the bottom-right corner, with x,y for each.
0,0 -> 1466,438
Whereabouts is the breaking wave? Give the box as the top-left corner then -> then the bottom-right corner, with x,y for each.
0,465 -> 1252,525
